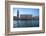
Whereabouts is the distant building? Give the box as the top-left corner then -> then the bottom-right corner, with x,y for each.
13,16 -> 17,20
20,14 -> 32,20
32,16 -> 39,20
17,9 -> 19,19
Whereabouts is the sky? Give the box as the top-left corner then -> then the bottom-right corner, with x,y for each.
13,8 -> 39,17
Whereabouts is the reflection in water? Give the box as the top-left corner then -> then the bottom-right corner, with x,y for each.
13,20 -> 39,28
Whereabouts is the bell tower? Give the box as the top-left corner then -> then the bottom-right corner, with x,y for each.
17,9 -> 19,19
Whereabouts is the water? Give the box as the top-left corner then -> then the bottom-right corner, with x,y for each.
13,20 -> 39,28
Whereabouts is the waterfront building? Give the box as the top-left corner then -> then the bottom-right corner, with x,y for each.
20,14 -> 32,20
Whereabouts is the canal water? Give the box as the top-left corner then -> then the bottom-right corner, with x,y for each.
13,20 -> 39,28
